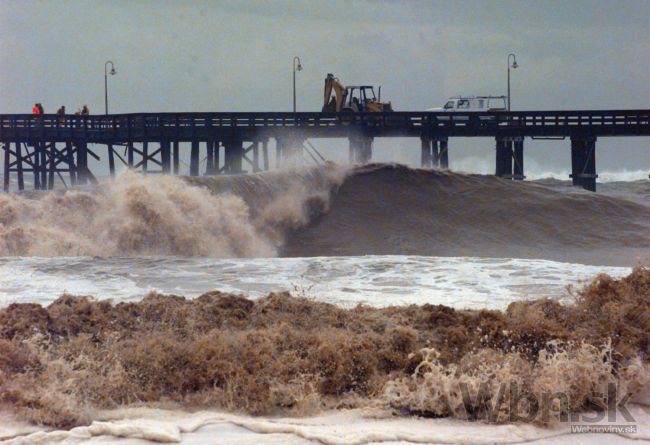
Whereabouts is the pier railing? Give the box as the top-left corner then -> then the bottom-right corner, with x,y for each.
1,109 -> 648,139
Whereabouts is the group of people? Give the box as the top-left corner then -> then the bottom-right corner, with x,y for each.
31,103 -> 90,116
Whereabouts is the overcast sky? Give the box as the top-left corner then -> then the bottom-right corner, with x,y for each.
1,0 -> 648,174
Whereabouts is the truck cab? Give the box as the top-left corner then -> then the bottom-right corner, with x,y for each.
344,85 -> 393,113
345,86 -> 377,112
427,96 -> 507,112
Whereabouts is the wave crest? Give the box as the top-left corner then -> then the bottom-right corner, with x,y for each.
0,165 -> 345,257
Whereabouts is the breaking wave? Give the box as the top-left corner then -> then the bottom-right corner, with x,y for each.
0,163 -> 648,264
0,165 -> 345,257
282,164 -> 650,266
0,268 -> 648,429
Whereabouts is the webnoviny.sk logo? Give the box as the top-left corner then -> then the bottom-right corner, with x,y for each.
455,381 -> 637,431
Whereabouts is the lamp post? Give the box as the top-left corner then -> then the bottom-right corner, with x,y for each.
293,56 -> 302,112
507,53 -> 518,111
104,61 -> 117,115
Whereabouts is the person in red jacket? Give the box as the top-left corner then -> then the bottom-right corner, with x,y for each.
32,103 -> 40,114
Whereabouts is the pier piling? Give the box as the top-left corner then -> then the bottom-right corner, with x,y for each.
2,143 -> 8,191
190,140 -> 200,176
172,141 -> 180,174
276,135 -> 305,167
224,138 -> 243,174
420,136 -> 443,169
47,143 -> 55,189
349,135 -> 372,164
77,142 -> 88,185
16,142 -> 25,190
420,136 -> 431,168
262,139 -> 269,171
205,140 -> 215,175
496,137 -> 524,180
66,141 -> 76,186
495,137 -> 512,178
161,140 -> 171,174
570,136 -> 597,192
513,138 -> 524,180
439,138 -> 449,169
108,144 -> 115,178
431,139 -> 440,167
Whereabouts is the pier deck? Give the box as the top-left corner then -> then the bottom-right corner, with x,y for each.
1,109 -> 648,192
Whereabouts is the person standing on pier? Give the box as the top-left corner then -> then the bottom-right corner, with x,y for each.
81,105 -> 90,128
37,103 -> 44,114
32,103 -> 40,115
57,106 -> 66,124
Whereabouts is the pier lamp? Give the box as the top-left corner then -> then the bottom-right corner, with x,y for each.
293,56 -> 303,113
507,53 -> 518,111
104,61 -> 117,115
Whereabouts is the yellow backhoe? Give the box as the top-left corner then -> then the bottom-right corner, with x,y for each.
322,73 -> 393,113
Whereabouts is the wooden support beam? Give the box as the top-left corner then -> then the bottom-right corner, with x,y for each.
127,141 -> 134,168
275,138 -> 283,168
420,136 -> 432,168
206,140 -> 214,175
190,140 -> 200,176
40,144 -> 48,189
570,136 -> 597,191
349,136 -> 372,164
33,143 -> 41,190
77,141 -> 88,184
86,148 -> 100,161
242,153 -> 255,168
583,138 -> 597,192
108,144 -> 116,178
16,142 -> 24,190
134,148 -> 162,169
214,141 -> 220,174
439,138 -> 449,169
431,139 -> 440,167
67,142 -> 76,186
495,137 -> 513,179
161,140 -> 171,174
252,140 -> 260,172
128,146 -> 144,157
262,139 -> 269,171
570,137 -> 585,187
513,138 -> 524,180
48,142 -> 55,190
142,141 -> 148,173
224,138 -> 244,174
172,141 -> 179,174
587,138 -> 597,192
361,137 -> 372,164
3,143 -> 9,191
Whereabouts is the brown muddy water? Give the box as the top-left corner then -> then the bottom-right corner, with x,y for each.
0,164 -> 649,444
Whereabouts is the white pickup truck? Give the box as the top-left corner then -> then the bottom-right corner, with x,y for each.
427,96 -> 507,112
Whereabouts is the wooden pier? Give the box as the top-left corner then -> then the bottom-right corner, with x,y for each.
1,109 -> 648,192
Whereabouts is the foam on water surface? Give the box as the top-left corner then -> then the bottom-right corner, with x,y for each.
0,254 -> 640,445
2,405 -> 648,444
0,255 -> 630,309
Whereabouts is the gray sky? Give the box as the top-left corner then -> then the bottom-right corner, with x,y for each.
1,0 -> 649,175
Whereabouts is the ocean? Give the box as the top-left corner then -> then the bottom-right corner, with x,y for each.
0,163 -> 648,444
